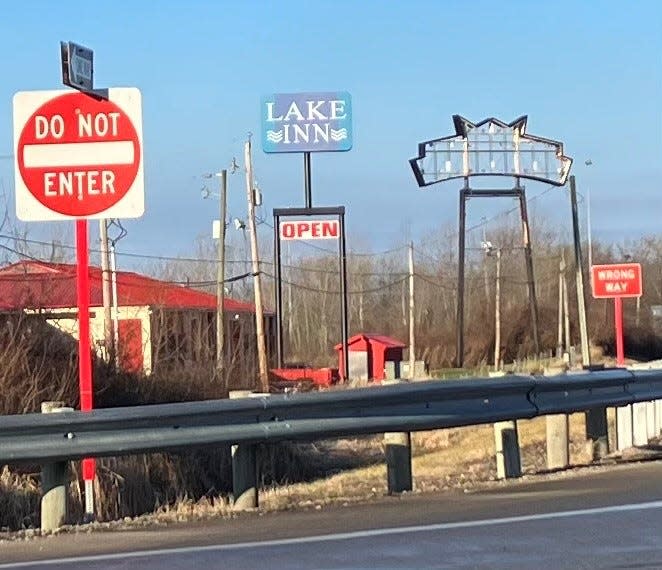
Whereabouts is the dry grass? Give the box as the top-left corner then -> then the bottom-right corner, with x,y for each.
260,413 -> 596,511
0,467 -> 40,532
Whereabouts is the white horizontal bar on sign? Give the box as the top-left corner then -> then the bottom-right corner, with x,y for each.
22,141 -> 135,168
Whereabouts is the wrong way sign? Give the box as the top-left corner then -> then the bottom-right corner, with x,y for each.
13,88 -> 144,221
591,263 -> 643,298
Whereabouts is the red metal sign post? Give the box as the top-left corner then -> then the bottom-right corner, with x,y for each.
12,45 -> 145,522
591,263 -> 642,367
75,220 -> 95,489
614,296 -> 624,366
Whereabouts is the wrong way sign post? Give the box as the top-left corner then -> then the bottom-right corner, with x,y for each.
12,43 -> 144,521
591,263 -> 643,366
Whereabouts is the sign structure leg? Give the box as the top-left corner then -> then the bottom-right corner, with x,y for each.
339,212 -> 349,381
274,213 -> 284,368
456,186 -> 467,368
517,184 -> 541,355
76,220 -> 95,519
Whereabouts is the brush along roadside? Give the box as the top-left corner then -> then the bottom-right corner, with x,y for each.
1,412 -> 611,537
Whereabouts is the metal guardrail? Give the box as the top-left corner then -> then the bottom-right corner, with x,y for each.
2,369 -> 662,465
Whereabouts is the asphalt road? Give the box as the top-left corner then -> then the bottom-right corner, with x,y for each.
3,460 -> 662,569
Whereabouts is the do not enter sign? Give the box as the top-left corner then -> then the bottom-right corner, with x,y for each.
13,88 -> 144,221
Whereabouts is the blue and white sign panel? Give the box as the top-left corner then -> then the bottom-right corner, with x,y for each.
261,91 -> 352,153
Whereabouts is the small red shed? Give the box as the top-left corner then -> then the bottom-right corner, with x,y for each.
335,333 -> 406,381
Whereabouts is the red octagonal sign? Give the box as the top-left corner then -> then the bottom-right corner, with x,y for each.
13,88 -> 144,221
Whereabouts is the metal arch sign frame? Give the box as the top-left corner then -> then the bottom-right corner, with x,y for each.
409,115 -> 574,367
409,115 -> 573,188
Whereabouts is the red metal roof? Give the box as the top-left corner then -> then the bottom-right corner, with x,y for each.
334,333 -> 406,350
0,261 -> 259,313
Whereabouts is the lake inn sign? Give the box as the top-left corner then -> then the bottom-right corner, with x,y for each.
261,91 -> 352,153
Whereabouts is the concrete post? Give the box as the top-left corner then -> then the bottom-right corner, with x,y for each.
229,390 -> 260,511
632,402 -> 649,446
382,379 -> 413,493
40,402 -> 73,532
616,406 -> 633,451
545,414 -> 569,470
656,400 -> 662,436
494,421 -> 521,479
646,401 -> 656,441
544,367 -> 569,470
384,431 -> 412,494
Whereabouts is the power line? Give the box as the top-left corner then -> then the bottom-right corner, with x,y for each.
263,272 -> 408,295
0,234 -> 409,277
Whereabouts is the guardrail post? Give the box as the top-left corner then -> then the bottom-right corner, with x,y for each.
544,367 -> 569,470
656,400 -> 662,437
40,401 -> 73,532
384,431 -> 412,494
230,391 -> 260,511
581,365 -> 609,460
544,367 -> 570,469
632,402 -> 649,446
494,421 -> 521,479
616,405 -> 633,450
646,401 -> 656,441
382,380 -> 413,493
489,372 -> 521,479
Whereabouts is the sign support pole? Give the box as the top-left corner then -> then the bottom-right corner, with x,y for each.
339,212 -> 349,382
75,219 -> 95,519
273,212 -> 284,368
303,152 -> 312,209
614,296 -> 625,366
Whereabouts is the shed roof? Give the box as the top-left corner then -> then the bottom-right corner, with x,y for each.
0,261 -> 259,313
334,333 -> 407,350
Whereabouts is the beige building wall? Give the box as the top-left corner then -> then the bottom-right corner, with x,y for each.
25,305 -> 153,374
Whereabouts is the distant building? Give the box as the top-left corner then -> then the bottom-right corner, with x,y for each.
0,261 -> 275,376
335,333 -> 406,381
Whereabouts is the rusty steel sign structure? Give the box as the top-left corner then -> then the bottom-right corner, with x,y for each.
410,115 -> 573,367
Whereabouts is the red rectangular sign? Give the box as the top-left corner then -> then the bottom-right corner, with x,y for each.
591,263 -> 642,298
280,219 -> 339,241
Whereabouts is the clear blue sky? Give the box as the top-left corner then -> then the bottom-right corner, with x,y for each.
1,0 -> 660,261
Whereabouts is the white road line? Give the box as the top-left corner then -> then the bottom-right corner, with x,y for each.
2,500 -> 662,568
22,141 -> 134,168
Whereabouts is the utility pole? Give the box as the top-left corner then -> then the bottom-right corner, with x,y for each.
216,170 -> 228,385
482,222 -> 490,305
99,219 -> 113,363
557,255 -> 564,358
244,138 -> 269,392
562,250 -> 571,354
494,248 -> 502,371
570,175 -> 607,459
408,241 -> 415,379
109,239 -> 120,367
570,175 -> 590,366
